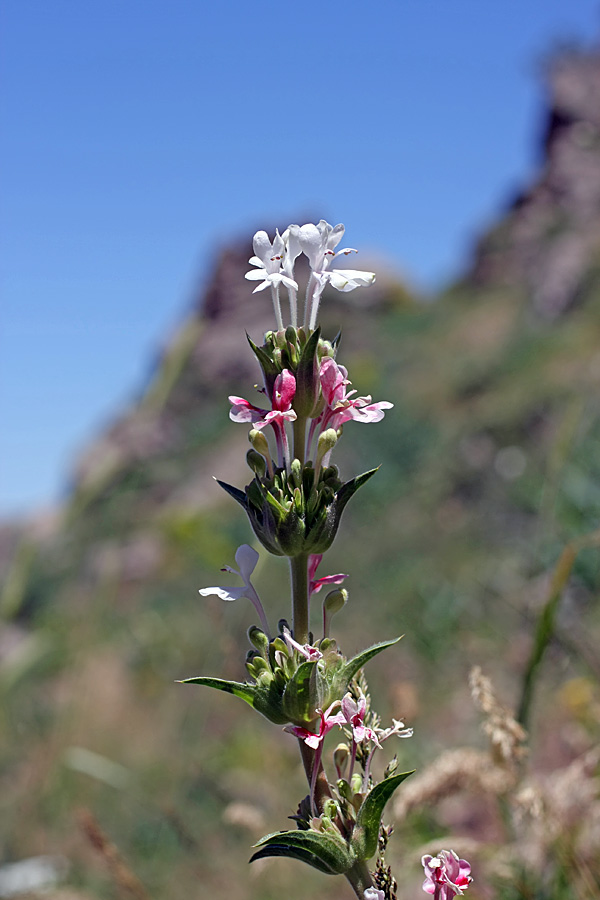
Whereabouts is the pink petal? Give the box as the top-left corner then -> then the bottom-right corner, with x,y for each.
308,554 -> 323,583
273,369 -> 296,411
311,572 -> 348,594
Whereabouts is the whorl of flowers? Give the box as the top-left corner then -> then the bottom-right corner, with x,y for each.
245,220 -> 376,331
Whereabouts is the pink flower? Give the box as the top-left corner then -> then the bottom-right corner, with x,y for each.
319,359 -> 393,431
422,850 -> 472,899
282,627 -> 323,662
229,370 -> 297,430
308,554 -> 348,595
340,693 -> 381,747
228,394 -> 269,424
253,369 -> 297,431
284,702 -> 345,750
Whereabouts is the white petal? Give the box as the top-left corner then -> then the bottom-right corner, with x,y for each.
245,269 -> 268,281
252,280 -> 271,293
199,586 -> 247,602
248,255 -> 264,267
333,268 -> 376,283
327,271 -> 352,292
252,230 -> 272,263
280,274 -> 299,291
235,544 -> 259,581
329,268 -> 376,291
299,223 -> 324,268
271,230 -> 285,257
327,223 -> 345,251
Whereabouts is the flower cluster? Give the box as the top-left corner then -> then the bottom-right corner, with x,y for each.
245,220 -> 376,331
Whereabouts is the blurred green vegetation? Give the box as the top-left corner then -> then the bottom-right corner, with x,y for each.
2,262 -> 600,897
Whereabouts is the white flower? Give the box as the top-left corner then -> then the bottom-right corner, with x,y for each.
245,230 -> 298,295
199,545 -> 270,635
377,718 -> 414,741
364,889 -> 385,900
245,229 -> 299,331
299,220 -> 376,329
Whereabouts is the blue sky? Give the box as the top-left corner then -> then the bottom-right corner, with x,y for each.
2,0 -> 599,516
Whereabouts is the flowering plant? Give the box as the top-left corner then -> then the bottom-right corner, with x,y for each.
181,221 -> 471,899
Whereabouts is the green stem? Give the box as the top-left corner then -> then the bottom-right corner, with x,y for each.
290,553 -> 310,643
297,739 -> 332,815
293,414 -> 307,466
345,859 -> 374,897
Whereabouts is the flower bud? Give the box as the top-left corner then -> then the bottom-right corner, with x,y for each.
323,588 -> 348,638
289,458 -> 303,489
247,625 -> 269,656
248,428 -> 270,457
322,798 -> 339,821
317,428 -> 338,458
324,588 -> 348,617
351,773 -> 363,795
246,449 -> 266,478
334,743 -> 349,777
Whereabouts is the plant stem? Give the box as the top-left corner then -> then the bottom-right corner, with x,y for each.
345,859 -> 374,897
297,739 -> 332,815
293,414 -> 307,466
290,553 -> 310,643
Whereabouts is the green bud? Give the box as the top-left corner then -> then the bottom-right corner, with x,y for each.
337,778 -> 353,802
333,743 -> 350,775
351,773 -> 363,795
247,625 -> 270,655
249,428 -> 270,456
317,428 -> 338,458
289,458 -> 303,489
271,636 -> 288,655
251,657 -> 270,676
324,588 -> 348,617
323,588 -> 348,638
246,449 -> 266,478
322,798 -> 339,820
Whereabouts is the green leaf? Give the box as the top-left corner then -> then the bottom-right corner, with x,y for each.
215,479 -> 248,509
246,333 -> 279,378
282,660 -> 318,723
178,676 -> 256,706
180,675 -> 292,725
250,829 -> 354,875
334,467 -> 380,515
351,771 -> 414,860
336,636 -> 403,688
